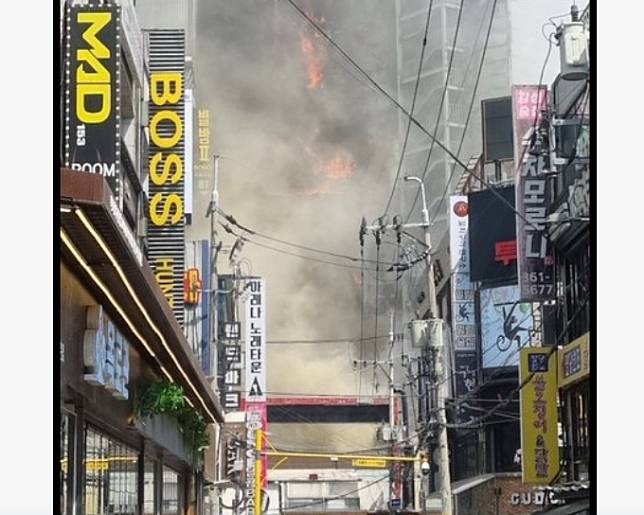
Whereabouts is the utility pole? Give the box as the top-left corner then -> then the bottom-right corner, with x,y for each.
362,176 -> 452,515
207,155 -> 221,381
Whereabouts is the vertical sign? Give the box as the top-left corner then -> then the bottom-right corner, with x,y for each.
449,197 -> 477,351
64,3 -> 122,204
244,278 -> 268,509
516,154 -> 555,301
245,403 -> 268,513
183,241 -> 211,374
219,275 -> 242,410
519,348 -> 559,484
511,85 -> 549,169
244,279 -> 266,402
146,30 -> 186,325
198,108 -> 210,163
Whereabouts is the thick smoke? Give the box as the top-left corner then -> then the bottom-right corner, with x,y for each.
193,0 -> 400,396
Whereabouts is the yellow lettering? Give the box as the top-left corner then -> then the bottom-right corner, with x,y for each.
150,152 -> 183,186
151,73 -> 182,106
76,49 -> 110,83
77,12 -> 111,59
149,193 -> 183,226
155,259 -> 174,307
150,111 -> 182,149
77,84 -> 111,123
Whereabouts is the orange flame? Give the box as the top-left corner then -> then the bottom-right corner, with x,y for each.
324,155 -> 355,179
299,12 -> 326,89
300,33 -> 324,89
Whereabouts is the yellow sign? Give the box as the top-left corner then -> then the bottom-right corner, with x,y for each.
352,458 -> 387,469
558,332 -> 590,388
519,348 -> 559,485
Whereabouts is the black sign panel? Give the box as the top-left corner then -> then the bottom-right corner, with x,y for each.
482,97 -> 514,163
64,4 -> 121,203
468,186 -> 517,283
454,351 -> 478,398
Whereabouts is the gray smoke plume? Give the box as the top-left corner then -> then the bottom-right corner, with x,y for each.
191,0 -> 401,396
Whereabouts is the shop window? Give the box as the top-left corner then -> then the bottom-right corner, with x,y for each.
83,426 -> 138,515
144,458 -> 157,515
162,466 -> 184,515
60,411 -> 74,515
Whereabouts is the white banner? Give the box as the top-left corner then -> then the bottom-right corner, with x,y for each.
449,196 -> 477,350
244,278 -> 266,402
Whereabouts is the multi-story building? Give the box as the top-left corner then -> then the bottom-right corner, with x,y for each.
59,2 -> 224,514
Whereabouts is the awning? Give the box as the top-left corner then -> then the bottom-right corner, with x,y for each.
532,499 -> 590,514
60,168 -> 224,424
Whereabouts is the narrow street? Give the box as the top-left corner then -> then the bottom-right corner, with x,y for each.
56,1 -> 591,514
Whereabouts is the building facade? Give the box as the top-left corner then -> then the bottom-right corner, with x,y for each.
59,2 -> 225,514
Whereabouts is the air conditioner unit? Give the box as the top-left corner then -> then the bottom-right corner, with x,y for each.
559,22 -> 589,80
377,425 -> 393,442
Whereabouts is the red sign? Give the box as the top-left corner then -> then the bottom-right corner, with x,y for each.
183,268 -> 202,304
495,240 -> 517,266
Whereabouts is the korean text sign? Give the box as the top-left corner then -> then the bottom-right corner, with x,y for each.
516,154 -> 555,301
519,347 -> 559,485
449,196 -> 477,351
245,278 -> 266,402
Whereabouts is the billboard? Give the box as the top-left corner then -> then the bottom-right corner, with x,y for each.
64,3 -> 122,204
519,348 -> 559,485
468,186 -> 517,283
480,285 -> 541,369
482,97 -> 514,163
146,29 -> 186,325
449,196 -> 477,351
516,154 -> 555,301
512,85 -> 549,169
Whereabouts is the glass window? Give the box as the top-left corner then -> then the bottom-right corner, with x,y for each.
60,412 -> 74,515
84,426 -> 138,515
144,459 -> 157,515
162,466 -> 183,515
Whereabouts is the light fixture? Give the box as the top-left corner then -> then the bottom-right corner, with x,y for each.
73,209 -> 218,424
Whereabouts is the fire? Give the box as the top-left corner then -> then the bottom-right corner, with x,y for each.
299,11 -> 326,89
300,33 -> 324,89
324,155 -> 355,180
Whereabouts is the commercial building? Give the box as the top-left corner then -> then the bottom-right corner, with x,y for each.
59,1 -> 225,514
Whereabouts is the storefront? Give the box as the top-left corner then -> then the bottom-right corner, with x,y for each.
60,169 -> 224,515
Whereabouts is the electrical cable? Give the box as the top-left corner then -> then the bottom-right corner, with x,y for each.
358,242 -> 365,398
382,0 -> 434,216
218,208 -> 399,267
404,0 -> 466,222
281,0 -> 474,178
373,235 -> 382,389
218,220 -> 388,272
266,335 -> 389,345
445,289 -> 591,430
282,474 -> 390,511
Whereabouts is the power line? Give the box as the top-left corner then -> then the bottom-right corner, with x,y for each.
382,0 -> 434,216
282,475 -> 390,511
218,220 -> 390,272
426,0 -> 498,227
405,0 -> 466,222
267,335 -> 389,345
281,0 -> 472,177
218,208 -> 399,267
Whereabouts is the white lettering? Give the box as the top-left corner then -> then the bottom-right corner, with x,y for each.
71,161 -> 116,177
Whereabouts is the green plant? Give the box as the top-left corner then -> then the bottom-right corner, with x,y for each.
134,380 -> 210,463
